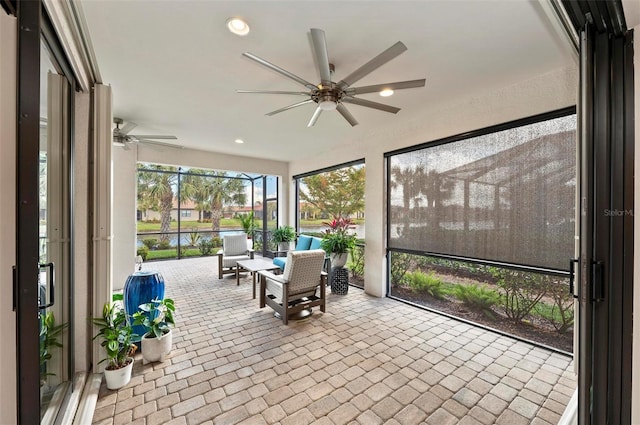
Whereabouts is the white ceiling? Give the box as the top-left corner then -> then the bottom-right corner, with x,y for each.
80,0 -> 576,162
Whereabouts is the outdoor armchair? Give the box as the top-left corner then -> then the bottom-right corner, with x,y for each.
217,234 -> 254,279
258,249 -> 327,324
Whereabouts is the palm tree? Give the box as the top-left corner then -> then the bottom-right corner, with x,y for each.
181,170 -> 210,222
390,165 -> 426,235
201,172 -> 247,232
138,165 -> 177,242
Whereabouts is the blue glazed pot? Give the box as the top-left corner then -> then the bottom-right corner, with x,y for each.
123,271 -> 165,342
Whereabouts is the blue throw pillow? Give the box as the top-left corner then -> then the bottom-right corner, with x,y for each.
310,237 -> 323,250
295,235 -> 313,251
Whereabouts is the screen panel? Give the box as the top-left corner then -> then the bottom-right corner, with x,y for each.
388,114 -> 576,271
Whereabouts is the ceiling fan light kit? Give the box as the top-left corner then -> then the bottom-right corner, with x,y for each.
237,28 -> 425,127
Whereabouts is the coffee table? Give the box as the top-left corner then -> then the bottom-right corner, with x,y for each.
236,258 -> 281,299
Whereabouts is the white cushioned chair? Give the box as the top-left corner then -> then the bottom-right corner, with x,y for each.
217,234 -> 253,279
258,249 -> 327,324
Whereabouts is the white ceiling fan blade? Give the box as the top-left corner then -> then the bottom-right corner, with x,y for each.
346,79 -> 426,95
119,121 -> 137,135
338,41 -> 407,89
138,139 -> 184,149
130,135 -> 178,140
243,52 -> 317,90
342,96 -> 400,114
237,90 -> 310,96
310,28 -> 332,84
336,104 -> 359,126
266,99 -> 314,116
307,106 -> 323,127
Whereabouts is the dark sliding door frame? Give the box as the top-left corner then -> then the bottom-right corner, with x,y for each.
562,0 -> 635,423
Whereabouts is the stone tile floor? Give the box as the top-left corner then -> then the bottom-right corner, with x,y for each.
92,257 -> 576,425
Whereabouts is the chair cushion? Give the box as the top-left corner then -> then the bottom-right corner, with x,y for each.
309,237 -> 323,250
222,254 -> 250,268
273,257 -> 287,270
295,235 -> 313,251
223,234 -> 248,256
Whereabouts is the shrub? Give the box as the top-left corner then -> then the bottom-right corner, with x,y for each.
534,278 -> 574,333
211,236 -> 222,248
136,246 -> 149,261
453,284 -> 500,320
494,269 -> 548,323
390,252 -> 413,287
142,238 -> 158,250
157,239 -> 172,250
198,238 -> 214,256
406,271 -> 447,300
348,244 -> 365,279
185,230 -> 201,247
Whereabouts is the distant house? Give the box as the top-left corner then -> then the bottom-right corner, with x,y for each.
138,199 -> 263,221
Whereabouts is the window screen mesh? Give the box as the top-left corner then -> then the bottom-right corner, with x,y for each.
388,115 -> 576,271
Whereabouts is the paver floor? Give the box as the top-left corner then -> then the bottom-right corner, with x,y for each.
92,257 -> 576,425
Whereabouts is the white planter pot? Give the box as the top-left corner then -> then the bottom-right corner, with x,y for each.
104,357 -> 134,390
331,253 -> 349,268
140,328 -> 173,364
278,241 -> 292,252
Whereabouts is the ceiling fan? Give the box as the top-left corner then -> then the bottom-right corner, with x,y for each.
112,117 -> 182,149
237,28 -> 426,127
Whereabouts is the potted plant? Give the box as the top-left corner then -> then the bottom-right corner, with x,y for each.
272,225 -> 296,251
321,218 -> 357,268
132,298 -> 175,364
92,301 -> 137,390
237,211 -> 257,249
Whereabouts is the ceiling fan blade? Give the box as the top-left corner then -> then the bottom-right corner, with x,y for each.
342,96 -> 400,114
130,135 -> 178,140
310,28 -> 332,84
336,104 -> 359,126
338,41 -> 408,89
345,79 -> 426,95
307,106 -> 323,127
243,52 -> 317,90
138,139 -> 184,149
119,121 -> 137,135
237,89 -> 310,96
266,99 -> 314,116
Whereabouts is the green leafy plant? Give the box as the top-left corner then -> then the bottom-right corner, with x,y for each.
534,278 -> 574,333
133,298 -> 175,339
157,239 -> 172,250
453,284 -> 500,320
494,269 -> 547,323
390,252 -> 413,287
142,238 -> 158,250
236,212 -> 257,239
198,238 -> 214,255
272,225 -> 296,243
320,230 -> 356,254
39,312 -> 68,385
347,244 -> 365,279
407,270 -> 448,300
185,229 -> 201,247
92,301 -> 137,370
137,246 -> 149,261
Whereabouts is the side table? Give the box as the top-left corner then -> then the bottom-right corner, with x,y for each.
330,267 -> 349,295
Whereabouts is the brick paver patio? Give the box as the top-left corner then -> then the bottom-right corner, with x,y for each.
92,257 -> 576,425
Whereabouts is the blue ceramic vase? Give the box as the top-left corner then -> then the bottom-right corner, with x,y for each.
123,271 -> 165,342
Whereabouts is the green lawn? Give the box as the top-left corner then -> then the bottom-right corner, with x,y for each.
137,219 -> 264,232
145,247 -> 218,260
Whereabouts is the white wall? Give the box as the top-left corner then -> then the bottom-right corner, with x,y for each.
289,65 -> 578,297
0,11 -> 17,424
112,145 -> 138,290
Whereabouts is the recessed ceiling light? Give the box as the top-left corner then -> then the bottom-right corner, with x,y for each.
380,89 -> 394,97
227,18 -> 250,36
234,139 -> 244,144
